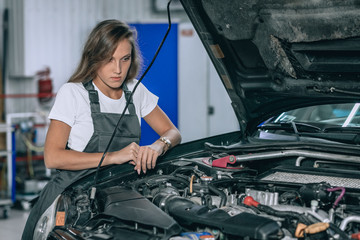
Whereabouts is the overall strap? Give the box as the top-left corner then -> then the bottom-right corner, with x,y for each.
122,83 -> 136,115
83,81 -> 100,113
83,80 -> 136,115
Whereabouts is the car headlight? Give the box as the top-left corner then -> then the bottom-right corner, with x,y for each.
33,195 -> 61,240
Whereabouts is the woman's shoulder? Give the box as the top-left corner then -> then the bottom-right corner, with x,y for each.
56,82 -> 88,100
58,82 -> 86,93
126,79 -> 151,93
125,78 -> 158,105
59,82 -> 85,90
125,78 -> 139,90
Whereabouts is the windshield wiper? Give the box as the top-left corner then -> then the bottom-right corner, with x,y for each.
260,122 -> 360,144
301,132 -> 360,144
323,126 -> 360,133
259,122 -> 322,133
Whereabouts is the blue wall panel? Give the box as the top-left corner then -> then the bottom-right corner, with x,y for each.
130,23 -> 178,146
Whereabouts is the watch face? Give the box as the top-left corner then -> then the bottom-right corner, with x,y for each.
161,137 -> 171,148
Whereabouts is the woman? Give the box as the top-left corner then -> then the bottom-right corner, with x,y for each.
22,19 -> 181,239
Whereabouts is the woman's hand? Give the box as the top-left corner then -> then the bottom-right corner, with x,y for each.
108,142 -> 140,166
114,105 -> 182,175
131,105 -> 181,175
134,145 -> 161,174
109,142 -> 160,174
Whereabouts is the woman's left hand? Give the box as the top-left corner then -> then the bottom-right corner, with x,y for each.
134,145 -> 161,174
135,105 -> 182,175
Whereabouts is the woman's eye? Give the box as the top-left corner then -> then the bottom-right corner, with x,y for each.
123,56 -> 131,62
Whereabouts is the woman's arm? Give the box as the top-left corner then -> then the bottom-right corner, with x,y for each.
135,105 -> 181,174
44,119 -> 140,170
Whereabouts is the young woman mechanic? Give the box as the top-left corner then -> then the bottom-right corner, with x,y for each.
22,19 -> 181,239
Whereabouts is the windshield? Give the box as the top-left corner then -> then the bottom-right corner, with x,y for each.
272,103 -> 360,128
256,103 -> 360,144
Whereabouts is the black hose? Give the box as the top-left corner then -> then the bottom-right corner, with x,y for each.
208,183 -> 227,207
170,166 -> 203,177
328,223 -> 351,239
258,204 -> 312,225
133,174 -> 189,190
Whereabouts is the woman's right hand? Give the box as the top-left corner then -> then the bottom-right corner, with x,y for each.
108,142 -> 160,175
108,142 -> 140,166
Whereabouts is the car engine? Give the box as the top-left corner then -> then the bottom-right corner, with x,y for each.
48,148 -> 360,240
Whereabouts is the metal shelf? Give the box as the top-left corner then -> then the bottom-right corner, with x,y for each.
0,122 -> 14,214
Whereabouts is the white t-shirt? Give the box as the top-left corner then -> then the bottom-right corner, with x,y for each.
48,79 -> 158,151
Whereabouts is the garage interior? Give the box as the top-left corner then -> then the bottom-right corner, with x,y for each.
0,0 -> 239,239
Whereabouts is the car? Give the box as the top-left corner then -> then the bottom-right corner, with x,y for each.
34,0 -> 360,239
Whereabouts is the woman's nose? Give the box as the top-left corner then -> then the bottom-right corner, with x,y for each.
114,62 -> 121,74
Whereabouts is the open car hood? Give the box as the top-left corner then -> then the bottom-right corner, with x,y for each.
180,0 -> 360,135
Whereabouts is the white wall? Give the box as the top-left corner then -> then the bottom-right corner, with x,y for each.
6,0 -> 188,114
22,0 -> 182,93
178,23 -> 239,142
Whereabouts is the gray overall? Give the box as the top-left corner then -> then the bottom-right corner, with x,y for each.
22,80 -> 141,239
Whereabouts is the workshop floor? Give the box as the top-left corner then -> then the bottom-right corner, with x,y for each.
0,208 -> 29,239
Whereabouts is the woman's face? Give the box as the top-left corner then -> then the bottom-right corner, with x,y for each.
94,38 -> 132,94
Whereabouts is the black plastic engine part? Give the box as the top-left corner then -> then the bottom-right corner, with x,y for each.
164,195 -> 280,239
299,182 -> 335,206
96,186 -> 182,238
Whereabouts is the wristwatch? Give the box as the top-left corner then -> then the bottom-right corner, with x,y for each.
159,136 -> 172,149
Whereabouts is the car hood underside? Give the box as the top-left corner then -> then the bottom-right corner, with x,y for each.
180,0 -> 360,134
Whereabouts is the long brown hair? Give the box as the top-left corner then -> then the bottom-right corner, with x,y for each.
68,19 -> 142,83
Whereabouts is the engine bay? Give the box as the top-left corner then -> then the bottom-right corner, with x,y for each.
48,148 -> 360,240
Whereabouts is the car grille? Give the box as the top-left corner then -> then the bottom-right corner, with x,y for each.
261,172 -> 360,189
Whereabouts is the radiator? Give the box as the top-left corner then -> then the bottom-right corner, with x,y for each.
261,171 -> 360,189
